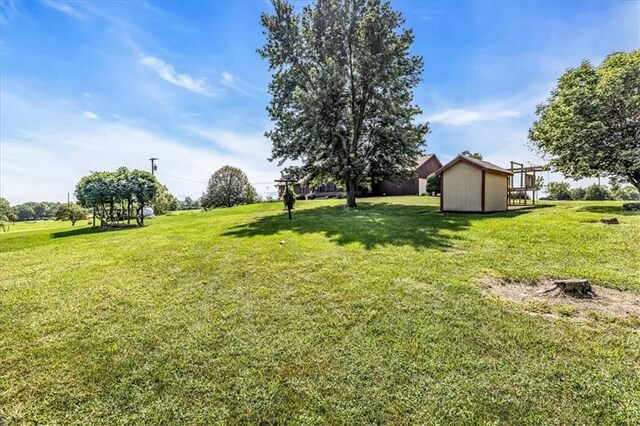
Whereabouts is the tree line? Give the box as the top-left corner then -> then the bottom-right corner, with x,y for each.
545,181 -> 640,201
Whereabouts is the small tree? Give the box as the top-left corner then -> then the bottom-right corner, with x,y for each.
153,185 -> 179,215
546,182 -> 572,200
55,203 -> 87,226
584,184 -> 612,201
426,174 -> 441,196
282,184 -> 296,209
201,166 -> 258,209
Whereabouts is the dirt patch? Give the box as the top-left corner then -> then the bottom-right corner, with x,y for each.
482,278 -> 640,318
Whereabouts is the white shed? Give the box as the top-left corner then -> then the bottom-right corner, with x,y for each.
435,156 -> 513,213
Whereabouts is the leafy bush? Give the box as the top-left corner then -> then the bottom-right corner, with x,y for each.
612,186 -> 640,201
282,185 -> 296,209
546,182 -> 572,200
583,184 -> 612,200
570,187 -> 586,200
426,174 -> 441,196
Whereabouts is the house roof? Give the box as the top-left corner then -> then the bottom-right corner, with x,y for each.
416,154 -> 435,167
435,155 -> 513,176
277,155 -> 440,187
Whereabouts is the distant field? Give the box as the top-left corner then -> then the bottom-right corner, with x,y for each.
1,196 -> 639,424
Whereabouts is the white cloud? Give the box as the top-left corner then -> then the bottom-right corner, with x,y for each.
186,127 -> 271,160
0,92 -> 280,204
40,1 -> 84,19
140,55 -> 213,96
220,71 -> 261,97
1,0 -> 20,22
425,108 -> 521,126
82,111 -> 98,119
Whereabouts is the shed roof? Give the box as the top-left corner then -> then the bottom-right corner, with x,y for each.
435,155 -> 513,176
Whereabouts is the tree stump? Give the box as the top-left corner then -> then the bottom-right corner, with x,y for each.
600,217 -> 619,224
541,279 -> 595,297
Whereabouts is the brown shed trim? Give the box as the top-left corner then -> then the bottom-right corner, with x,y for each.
481,170 -> 486,212
506,176 -> 509,210
440,173 -> 444,211
435,155 -> 513,177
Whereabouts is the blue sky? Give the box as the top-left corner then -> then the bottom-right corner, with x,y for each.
1,0 -> 638,203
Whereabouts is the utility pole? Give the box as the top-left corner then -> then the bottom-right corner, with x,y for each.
149,157 -> 159,175
67,193 -> 70,204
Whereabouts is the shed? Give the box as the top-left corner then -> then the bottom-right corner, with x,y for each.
435,155 -> 513,213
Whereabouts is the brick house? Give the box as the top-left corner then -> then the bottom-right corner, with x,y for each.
372,154 -> 442,196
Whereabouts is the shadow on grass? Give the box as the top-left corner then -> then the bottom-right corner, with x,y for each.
51,224 -> 139,239
574,205 -> 640,216
222,202 -> 532,250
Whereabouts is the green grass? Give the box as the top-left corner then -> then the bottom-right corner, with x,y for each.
1,196 -> 639,424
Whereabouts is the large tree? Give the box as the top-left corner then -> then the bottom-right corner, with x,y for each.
200,166 -> 259,209
260,0 -> 429,207
529,51 -> 640,192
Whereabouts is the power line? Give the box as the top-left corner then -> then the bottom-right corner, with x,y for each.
155,172 -> 207,184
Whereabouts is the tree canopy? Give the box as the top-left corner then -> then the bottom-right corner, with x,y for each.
75,168 -> 160,226
529,50 -> 640,192
546,182 -> 572,200
426,174 -> 440,196
460,151 -> 483,160
55,203 -> 88,226
260,0 -> 429,207
0,198 -> 17,222
200,166 -> 259,209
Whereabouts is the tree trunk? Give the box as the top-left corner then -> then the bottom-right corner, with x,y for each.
346,179 -> 357,208
629,172 -> 640,194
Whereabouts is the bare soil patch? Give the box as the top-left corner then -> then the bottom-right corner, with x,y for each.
483,278 -> 640,318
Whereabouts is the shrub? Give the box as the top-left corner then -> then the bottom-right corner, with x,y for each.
426,174 -> 441,196
570,187 -> 586,200
546,182 -> 572,200
282,185 -> 296,209
584,184 -> 612,200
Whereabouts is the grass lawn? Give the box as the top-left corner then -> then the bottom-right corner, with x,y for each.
1,196 -> 639,424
